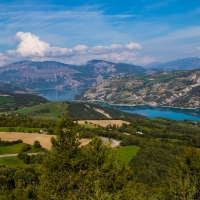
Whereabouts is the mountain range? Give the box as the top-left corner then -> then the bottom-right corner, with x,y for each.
1,57 -> 200,109
0,60 -> 146,90
75,68 -> 200,108
1,57 -> 200,91
144,57 -> 200,71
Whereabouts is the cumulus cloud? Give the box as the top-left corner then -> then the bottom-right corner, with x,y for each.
0,53 -> 7,61
0,53 -> 8,66
6,32 -> 154,65
7,32 -> 74,57
8,32 -> 49,57
73,45 -> 88,52
90,44 -> 122,54
125,42 -> 143,50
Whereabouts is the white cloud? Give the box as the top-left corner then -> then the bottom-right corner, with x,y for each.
125,42 -> 143,50
90,45 -> 121,54
6,32 -> 153,65
0,53 -> 8,66
90,42 -> 142,54
73,45 -> 88,52
1,2 -> 200,64
7,32 -> 75,57
0,53 -> 6,61
197,47 -> 200,51
8,32 -> 49,57
46,47 -> 74,57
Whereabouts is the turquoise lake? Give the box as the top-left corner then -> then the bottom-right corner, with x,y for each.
37,89 -> 200,121
110,106 -> 200,121
36,89 -> 84,102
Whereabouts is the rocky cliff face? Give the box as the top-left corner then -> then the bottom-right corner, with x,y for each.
0,60 -> 146,90
75,69 -> 200,108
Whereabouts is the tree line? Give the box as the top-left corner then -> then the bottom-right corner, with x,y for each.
0,116 -> 199,199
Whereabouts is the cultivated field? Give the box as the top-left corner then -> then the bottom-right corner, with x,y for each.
77,120 -> 130,127
0,132 -> 90,150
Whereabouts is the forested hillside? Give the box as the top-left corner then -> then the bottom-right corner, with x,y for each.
12,101 -> 146,120
0,115 -> 199,199
0,84 -> 48,112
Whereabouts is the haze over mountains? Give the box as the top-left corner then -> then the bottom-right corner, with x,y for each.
144,57 -> 200,71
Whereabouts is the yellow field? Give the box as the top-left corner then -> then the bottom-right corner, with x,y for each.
77,120 -> 130,127
0,132 -> 90,150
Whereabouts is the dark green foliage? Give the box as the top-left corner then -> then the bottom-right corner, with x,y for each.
39,116 -> 131,199
17,153 -> 30,164
22,154 -> 30,164
129,141 -> 185,188
34,140 -> 41,148
0,139 -> 23,146
18,152 -> 45,165
67,102 -> 146,120
0,114 -> 56,130
160,149 -> 200,199
17,152 -> 24,160
21,144 -> 31,152
120,135 -> 141,146
29,153 -> 45,164
30,108 -> 50,116
0,91 -> 48,112
0,115 -> 199,198
118,118 -> 200,148
0,165 -> 39,199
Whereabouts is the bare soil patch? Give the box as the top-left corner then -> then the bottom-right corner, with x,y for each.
0,132 -> 90,150
77,120 -> 130,127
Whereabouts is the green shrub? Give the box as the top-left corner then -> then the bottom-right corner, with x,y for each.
34,140 -> 41,148
17,152 -> 30,164
22,153 -> 30,164
21,144 -> 31,152
17,152 -> 23,160
0,139 -> 23,146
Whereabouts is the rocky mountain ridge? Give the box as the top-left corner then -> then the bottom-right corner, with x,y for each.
0,60 -> 146,90
75,69 -> 200,108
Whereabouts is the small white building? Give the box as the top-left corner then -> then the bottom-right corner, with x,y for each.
136,131 -> 143,135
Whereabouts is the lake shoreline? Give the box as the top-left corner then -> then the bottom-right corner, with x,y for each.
73,100 -> 200,111
38,89 -> 200,121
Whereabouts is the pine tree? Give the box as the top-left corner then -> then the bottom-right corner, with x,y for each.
39,116 -> 132,200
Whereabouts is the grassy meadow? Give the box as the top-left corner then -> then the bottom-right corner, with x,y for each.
0,156 -> 26,167
0,143 -> 25,154
0,97 -> 13,104
13,102 -> 68,120
79,123 -> 96,129
115,145 -> 140,165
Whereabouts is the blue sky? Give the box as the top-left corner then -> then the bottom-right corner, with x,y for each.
0,0 -> 200,66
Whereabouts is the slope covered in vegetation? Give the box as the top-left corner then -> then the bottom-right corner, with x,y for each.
0,116 -> 199,199
13,101 -> 146,120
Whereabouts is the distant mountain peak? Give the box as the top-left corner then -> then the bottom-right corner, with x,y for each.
145,57 -> 200,71
0,60 -> 146,90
